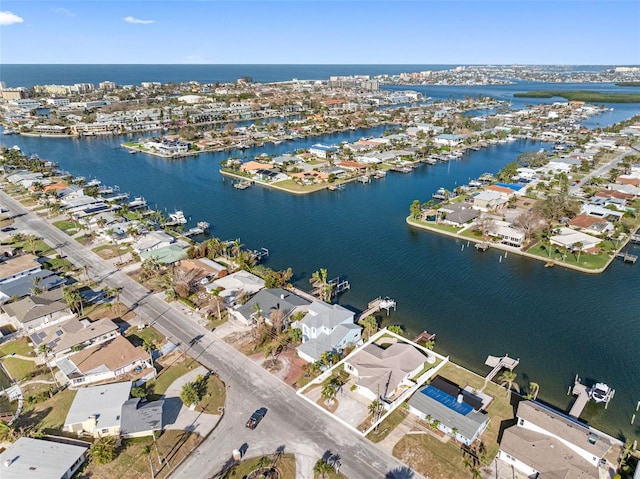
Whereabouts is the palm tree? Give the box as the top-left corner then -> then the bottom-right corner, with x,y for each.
230,238 -> 243,258
387,325 -> 404,335
497,370 -> 519,395
38,344 -> 58,386
31,276 -> 42,295
89,436 -> 116,465
0,420 -> 17,443
526,382 -> 540,400
309,268 -> 332,302
96,216 -> 107,229
362,315 -> 378,339
63,286 -> 83,316
25,234 -> 39,255
573,241 -> 584,262
313,459 -> 333,479
321,383 -> 337,405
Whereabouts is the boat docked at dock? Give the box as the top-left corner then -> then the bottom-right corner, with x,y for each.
588,383 -> 614,403
233,180 -> 252,189
127,196 -> 147,209
167,210 -> 187,225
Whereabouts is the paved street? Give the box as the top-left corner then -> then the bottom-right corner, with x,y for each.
0,190 -> 422,479
569,145 -> 635,195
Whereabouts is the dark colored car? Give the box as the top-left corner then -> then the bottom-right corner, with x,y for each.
0,227 -> 16,233
245,407 -> 267,430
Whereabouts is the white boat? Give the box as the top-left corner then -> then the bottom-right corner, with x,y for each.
168,210 -> 187,224
128,197 -> 147,209
588,383 -> 613,403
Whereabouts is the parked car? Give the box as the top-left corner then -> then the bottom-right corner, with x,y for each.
0,227 -> 16,233
246,407 -> 267,430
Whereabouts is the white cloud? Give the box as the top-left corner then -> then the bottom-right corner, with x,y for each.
124,16 -> 154,24
0,11 -> 24,26
54,8 -> 75,17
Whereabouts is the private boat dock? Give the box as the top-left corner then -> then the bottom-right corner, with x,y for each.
616,252 -> 638,264
356,296 -> 397,321
484,354 -> 519,384
630,233 -> 640,244
251,247 -> 269,262
568,375 -> 615,418
413,331 -> 436,346
183,221 -> 210,237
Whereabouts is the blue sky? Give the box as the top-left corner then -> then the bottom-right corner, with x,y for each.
1,1 -> 639,64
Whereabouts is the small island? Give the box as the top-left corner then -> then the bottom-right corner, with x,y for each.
514,90 -> 640,103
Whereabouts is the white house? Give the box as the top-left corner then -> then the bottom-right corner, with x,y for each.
294,301 -> 362,363
498,401 -> 614,477
132,230 -> 176,254
64,381 -> 131,437
434,134 -> 463,147
0,437 -> 87,479
487,220 -> 525,247
308,144 -> 339,159
549,227 -> 601,251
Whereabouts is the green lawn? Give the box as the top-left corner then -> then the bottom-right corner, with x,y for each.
271,179 -> 329,193
17,388 -> 77,432
126,326 -> 165,348
195,374 -> 226,413
146,357 -> 201,399
407,217 -> 463,234
1,358 -> 38,380
52,219 -> 82,234
526,241 -> 612,270
0,338 -> 35,357
42,256 -> 74,272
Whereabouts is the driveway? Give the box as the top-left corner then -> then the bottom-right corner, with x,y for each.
163,366 -> 221,436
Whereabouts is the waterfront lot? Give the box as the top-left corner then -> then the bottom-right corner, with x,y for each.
390,361 -> 514,478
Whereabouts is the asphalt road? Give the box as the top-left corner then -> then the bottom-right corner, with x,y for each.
0,190 -> 421,479
569,146 -> 635,195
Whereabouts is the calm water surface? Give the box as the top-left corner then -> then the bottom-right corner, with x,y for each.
4,129 -> 639,442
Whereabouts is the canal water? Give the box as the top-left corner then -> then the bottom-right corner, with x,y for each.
4,126 -> 639,441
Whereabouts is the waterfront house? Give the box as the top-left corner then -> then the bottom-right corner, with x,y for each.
294,301 -> 362,363
1,288 -> 74,332
240,161 -> 275,173
308,144 -> 339,159
437,203 -> 479,227
472,190 -> 504,211
498,400 -> 614,478
549,227 -> 601,252
487,220 -> 525,247
139,244 -> 187,265
485,184 -> 518,200
63,381 -> 131,437
0,437 -> 88,479
56,335 -> 154,388
206,269 -> 262,300
30,317 -> 120,359
132,230 -> 176,254
434,134 -> 463,147
230,288 -> 310,326
344,342 -> 427,405
407,375 -> 490,446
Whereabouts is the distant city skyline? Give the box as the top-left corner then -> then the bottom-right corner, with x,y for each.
1,1 -> 639,65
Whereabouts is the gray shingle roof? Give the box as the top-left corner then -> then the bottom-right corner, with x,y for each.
236,288 -> 309,321
120,398 -> 164,436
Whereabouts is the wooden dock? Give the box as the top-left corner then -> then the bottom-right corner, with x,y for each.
484,354 -> 519,383
569,381 -> 590,418
356,297 -> 383,321
616,252 -> 638,264
413,331 -> 436,346
475,242 -> 490,252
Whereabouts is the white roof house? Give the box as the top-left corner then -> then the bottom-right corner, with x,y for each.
549,227 -> 601,251
63,381 -> 131,437
294,301 -> 362,363
207,270 -> 265,303
132,230 -> 175,254
0,437 -> 87,479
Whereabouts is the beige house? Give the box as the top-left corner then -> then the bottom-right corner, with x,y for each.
1,288 -> 74,332
344,342 -> 428,404
56,335 -> 154,387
